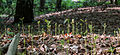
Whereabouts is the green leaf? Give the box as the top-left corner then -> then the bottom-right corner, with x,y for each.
20,17 -> 24,21
94,35 -> 98,40
88,25 -> 92,29
64,19 -> 68,24
37,21 -> 40,24
67,40 -> 70,43
60,39 -> 65,46
45,19 -> 51,24
80,19 -> 84,22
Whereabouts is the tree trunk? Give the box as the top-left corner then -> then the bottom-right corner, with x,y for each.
56,0 -> 62,11
40,0 -> 45,11
115,0 -> 118,5
110,0 -> 113,4
0,0 -> 2,7
14,0 -> 33,23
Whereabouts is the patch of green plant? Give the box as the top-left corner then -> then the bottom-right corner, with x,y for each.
45,19 -> 51,34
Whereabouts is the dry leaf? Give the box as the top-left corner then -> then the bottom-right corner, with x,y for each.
75,34 -> 82,38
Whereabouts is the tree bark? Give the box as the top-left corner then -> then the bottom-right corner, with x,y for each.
6,33 -> 20,55
56,0 -> 62,11
0,0 -> 2,7
115,0 -> 118,5
40,0 -> 45,11
110,0 -> 113,4
14,0 -> 33,23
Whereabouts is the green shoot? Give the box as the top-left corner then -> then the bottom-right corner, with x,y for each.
71,19 -> 74,35
37,21 -> 40,34
45,19 -> 51,34
18,24 -> 20,32
80,23 -> 83,35
55,23 -> 57,35
103,23 -> 107,34
88,24 -> 93,33
67,19 -> 70,33
28,25 -> 31,36
20,17 -> 24,34
58,24 -> 62,34
76,22 -> 79,34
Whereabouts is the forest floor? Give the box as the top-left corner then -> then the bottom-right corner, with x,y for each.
1,4 -> 120,55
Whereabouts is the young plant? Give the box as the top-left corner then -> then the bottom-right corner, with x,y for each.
66,39 -> 70,55
67,19 -> 70,33
93,35 -> 99,54
55,23 -> 57,36
84,19 -> 88,35
45,19 -> 51,34
76,22 -> 79,34
62,30 -> 64,34
42,25 -> 45,34
71,19 -> 74,35
102,23 -> 107,34
18,24 -> 20,32
57,39 -> 65,50
37,21 -> 41,34
28,25 -> 31,36
58,24 -> 62,34
64,19 -> 70,33
88,24 -> 93,33
20,17 -> 24,34
80,23 -> 83,35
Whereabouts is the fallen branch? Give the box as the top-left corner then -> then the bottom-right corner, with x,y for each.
6,33 -> 20,55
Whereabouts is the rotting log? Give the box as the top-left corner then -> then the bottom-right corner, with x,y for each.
6,33 -> 20,55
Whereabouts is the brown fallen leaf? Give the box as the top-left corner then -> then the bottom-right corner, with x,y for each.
75,34 -> 82,38
42,32 -> 47,37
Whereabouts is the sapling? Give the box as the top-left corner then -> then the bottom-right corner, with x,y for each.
84,19 -> 88,36
45,19 -> 51,34
55,23 -> 57,36
42,25 -> 45,34
102,23 -> 107,34
66,39 -> 70,55
58,24 -> 62,34
93,35 -> 99,55
114,30 -> 116,36
37,21 -> 40,34
80,19 -> 88,55
20,17 -> 24,34
57,39 -> 65,50
66,19 -> 70,33
88,24 -> 93,33
28,25 -> 31,36
18,24 -> 20,32
80,19 -> 85,35
71,19 -> 74,35
62,30 -> 64,34
80,23 -> 83,35
76,22 -> 79,34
